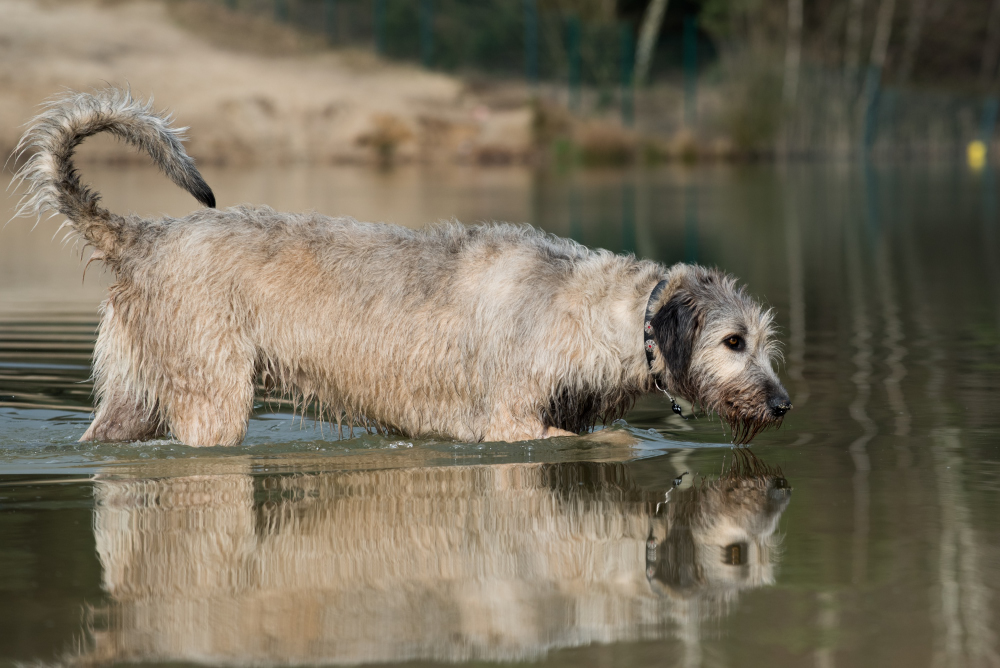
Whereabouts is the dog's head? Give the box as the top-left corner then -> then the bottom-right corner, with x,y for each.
649,265 -> 790,444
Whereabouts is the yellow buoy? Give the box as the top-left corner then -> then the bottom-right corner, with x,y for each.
968,140 -> 987,170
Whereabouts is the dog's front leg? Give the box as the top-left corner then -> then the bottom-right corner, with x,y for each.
160,376 -> 256,447
483,417 -> 578,442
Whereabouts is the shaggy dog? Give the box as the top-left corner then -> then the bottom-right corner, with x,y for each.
13,88 -> 791,446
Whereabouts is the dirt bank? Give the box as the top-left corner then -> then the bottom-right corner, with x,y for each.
0,0 -> 534,166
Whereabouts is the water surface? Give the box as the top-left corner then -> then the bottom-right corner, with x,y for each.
1,162 -> 999,667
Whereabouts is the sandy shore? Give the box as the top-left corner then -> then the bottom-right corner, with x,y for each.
0,0 -> 534,166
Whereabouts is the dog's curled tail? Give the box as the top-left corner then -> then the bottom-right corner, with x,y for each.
12,87 -> 214,256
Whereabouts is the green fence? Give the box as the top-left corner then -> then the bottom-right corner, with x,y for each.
215,0 -> 998,159
224,0 -> 631,84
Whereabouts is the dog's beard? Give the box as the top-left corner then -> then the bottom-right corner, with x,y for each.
726,412 -> 782,446
691,392 -> 782,446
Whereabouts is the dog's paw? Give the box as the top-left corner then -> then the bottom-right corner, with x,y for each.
580,428 -> 639,447
542,427 -> 578,439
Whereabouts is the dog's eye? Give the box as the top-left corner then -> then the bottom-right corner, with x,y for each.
724,335 -> 745,351
722,542 -> 747,565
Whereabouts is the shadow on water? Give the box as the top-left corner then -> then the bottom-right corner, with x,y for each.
23,450 -> 788,666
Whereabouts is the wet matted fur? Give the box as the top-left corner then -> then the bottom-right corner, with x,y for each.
12,88 -> 792,446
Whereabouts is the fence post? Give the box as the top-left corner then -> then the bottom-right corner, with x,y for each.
621,179 -> 636,254
567,15 -> 581,113
275,0 -> 289,23
375,0 -> 386,55
633,0 -> 668,88
420,0 -> 434,68
682,15 -> 698,129
524,0 -> 539,85
862,65 -> 881,150
569,181 -> 583,242
619,22 -> 634,127
324,0 -> 337,45
981,96 -> 999,145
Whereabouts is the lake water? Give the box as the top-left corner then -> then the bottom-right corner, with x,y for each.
2,161 -> 999,667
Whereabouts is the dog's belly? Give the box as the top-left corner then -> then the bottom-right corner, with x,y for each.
245,269 -> 556,440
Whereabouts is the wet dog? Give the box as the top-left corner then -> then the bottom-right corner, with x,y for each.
13,88 -> 791,446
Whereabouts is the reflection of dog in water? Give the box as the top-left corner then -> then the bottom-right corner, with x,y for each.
14,88 -> 791,446
645,450 -> 791,608
80,453 -> 790,664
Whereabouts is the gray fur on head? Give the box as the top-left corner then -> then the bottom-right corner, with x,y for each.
9,87 -> 790,447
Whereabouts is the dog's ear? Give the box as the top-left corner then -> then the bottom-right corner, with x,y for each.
650,291 -> 701,377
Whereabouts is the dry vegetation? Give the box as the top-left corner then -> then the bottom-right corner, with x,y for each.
0,0 -> 525,167
165,0 -> 330,56
0,0 -> 726,168
4,0 -> 868,168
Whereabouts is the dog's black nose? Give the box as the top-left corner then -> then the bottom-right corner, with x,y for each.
768,394 -> 792,417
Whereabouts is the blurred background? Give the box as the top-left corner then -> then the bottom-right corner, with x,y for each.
3,0 -> 1000,166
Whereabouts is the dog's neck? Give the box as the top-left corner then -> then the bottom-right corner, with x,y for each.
642,280 -> 668,375
643,279 -> 688,419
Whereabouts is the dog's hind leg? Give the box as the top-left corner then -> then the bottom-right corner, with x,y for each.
156,338 -> 257,447
81,303 -> 165,443
81,390 -> 165,442
86,294 -> 256,447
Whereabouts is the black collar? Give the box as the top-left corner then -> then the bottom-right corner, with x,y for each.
643,279 -> 689,419
643,279 -> 668,371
